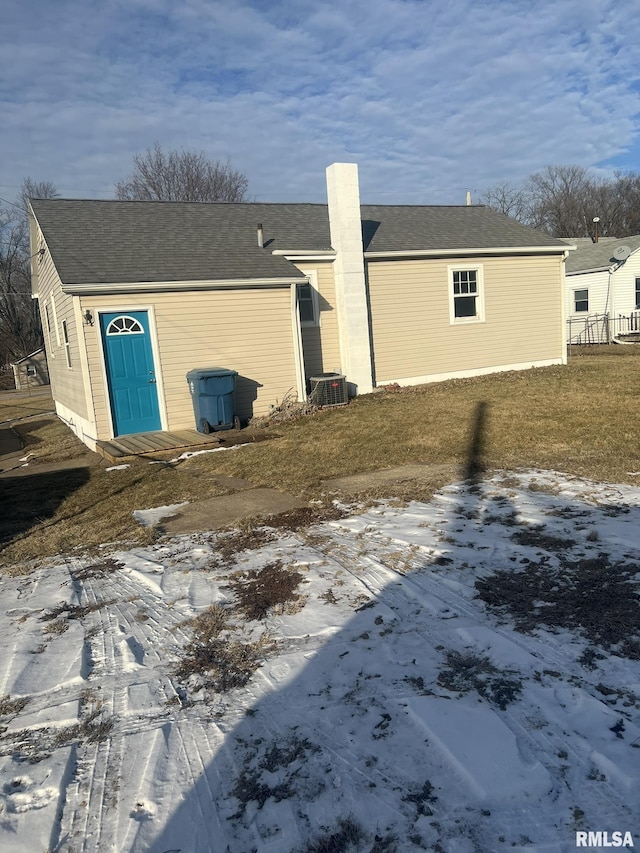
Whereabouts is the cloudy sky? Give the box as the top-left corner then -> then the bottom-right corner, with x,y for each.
2,0 -> 639,206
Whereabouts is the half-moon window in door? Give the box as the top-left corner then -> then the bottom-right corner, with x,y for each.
105,316 -> 144,335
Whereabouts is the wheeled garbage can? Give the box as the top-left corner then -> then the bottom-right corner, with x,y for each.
186,368 -> 241,433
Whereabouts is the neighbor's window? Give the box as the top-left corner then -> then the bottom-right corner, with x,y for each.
297,282 -> 318,325
574,289 -> 589,313
62,320 -> 72,368
449,266 -> 484,323
635,278 -> 640,310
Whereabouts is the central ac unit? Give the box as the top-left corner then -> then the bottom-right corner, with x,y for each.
309,373 -> 348,407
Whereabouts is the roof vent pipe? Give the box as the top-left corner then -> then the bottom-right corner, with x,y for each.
466,191 -> 472,206
257,223 -> 264,248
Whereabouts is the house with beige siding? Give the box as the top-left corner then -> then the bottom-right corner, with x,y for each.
29,163 -> 571,452
564,236 -> 640,343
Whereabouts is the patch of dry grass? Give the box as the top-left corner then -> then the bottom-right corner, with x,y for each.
476,552 -> 640,660
175,604 -> 276,693
11,417 -> 91,464
175,563 -> 307,696
206,528 -> 277,566
228,560 -> 306,620
0,388 -> 54,424
0,457 -> 230,570
212,347 -> 640,492
437,650 -> 523,709
0,695 -> 30,718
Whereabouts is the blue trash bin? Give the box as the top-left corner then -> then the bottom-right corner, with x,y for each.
186,368 -> 240,433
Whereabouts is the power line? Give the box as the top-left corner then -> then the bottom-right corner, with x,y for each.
0,196 -> 25,213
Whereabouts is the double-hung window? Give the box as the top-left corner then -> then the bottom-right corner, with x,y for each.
573,289 -> 589,313
44,301 -> 54,357
635,278 -> 640,310
449,266 -> 484,323
297,280 -> 319,326
62,320 -> 72,368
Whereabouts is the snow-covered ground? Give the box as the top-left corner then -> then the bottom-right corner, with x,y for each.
1,470 -> 639,852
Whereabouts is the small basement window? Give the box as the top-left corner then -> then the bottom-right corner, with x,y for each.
574,289 -> 589,313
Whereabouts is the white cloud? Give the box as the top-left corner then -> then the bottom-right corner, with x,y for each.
1,0 -> 639,203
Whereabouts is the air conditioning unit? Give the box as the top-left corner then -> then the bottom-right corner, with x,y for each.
309,373 -> 348,407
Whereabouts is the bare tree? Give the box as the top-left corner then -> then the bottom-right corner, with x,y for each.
482,165 -> 640,238
608,172 -> 640,236
19,179 -> 59,216
115,143 -> 249,202
0,179 -> 58,367
480,181 -> 533,224
525,165 -> 598,237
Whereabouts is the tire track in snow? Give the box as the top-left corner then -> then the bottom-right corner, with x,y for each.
51,555 -> 231,852
52,560 -> 177,851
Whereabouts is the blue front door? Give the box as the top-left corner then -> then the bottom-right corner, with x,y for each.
100,311 -> 161,435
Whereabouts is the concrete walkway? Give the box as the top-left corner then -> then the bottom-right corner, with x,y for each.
322,463 -> 459,494
162,484 -> 308,534
162,463 -> 460,535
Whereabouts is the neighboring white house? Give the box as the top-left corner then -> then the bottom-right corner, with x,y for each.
565,236 -> 640,343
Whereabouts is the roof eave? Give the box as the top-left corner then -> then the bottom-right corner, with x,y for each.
566,266 -> 611,276
272,250 -> 336,258
364,245 -> 575,259
61,276 -> 307,296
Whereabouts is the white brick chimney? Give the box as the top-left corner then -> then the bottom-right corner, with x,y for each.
326,162 -> 373,394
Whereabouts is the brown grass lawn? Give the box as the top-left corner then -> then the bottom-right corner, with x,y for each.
213,345 -> 640,491
2,346 -> 640,570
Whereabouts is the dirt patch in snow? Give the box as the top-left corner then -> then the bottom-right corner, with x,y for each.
476,552 -> 640,659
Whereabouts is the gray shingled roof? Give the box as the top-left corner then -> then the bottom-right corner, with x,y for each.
30,198 -> 569,287
360,204 -> 567,252
30,200 -> 321,285
563,235 -> 640,274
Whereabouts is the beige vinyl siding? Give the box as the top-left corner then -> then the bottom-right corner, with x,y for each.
81,287 -> 298,438
367,255 -> 565,384
293,262 -> 341,378
32,227 -> 88,419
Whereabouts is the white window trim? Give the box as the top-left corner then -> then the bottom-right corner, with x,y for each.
298,271 -> 320,327
44,300 -> 54,357
62,320 -> 72,368
50,293 -> 61,345
448,264 -> 485,325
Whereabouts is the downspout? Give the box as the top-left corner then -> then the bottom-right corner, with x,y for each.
562,250 -> 569,359
603,266 -> 613,342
